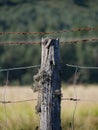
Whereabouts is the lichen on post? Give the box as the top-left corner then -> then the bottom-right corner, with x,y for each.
39,38 -> 62,130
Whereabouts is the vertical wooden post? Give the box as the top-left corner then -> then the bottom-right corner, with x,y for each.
40,38 -> 62,130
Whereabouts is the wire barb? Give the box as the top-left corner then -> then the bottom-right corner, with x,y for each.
62,98 -> 80,101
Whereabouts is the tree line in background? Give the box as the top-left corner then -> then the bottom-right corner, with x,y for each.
0,0 -> 98,85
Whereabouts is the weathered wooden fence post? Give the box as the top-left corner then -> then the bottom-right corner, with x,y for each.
39,38 -> 62,130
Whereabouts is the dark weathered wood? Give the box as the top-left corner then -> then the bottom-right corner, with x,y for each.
39,38 -> 62,130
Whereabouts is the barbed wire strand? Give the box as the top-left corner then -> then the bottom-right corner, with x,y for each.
0,65 -> 39,129
0,42 -> 40,46
61,37 -> 98,44
0,37 -> 98,46
0,27 -> 98,35
0,59 -> 98,130
0,98 -> 37,104
62,98 -> 98,103
0,97 -> 98,104
0,65 -> 40,72
3,71 -> 9,130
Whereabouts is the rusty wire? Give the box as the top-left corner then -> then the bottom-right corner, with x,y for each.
0,41 -> 40,46
0,37 -> 98,46
0,27 -> 98,35
61,37 -> 98,44
0,97 -> 98,104
0,98 -> 37,104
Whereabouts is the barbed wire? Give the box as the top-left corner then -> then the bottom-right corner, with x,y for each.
62,98 -> 98,103
61,37 -> 98,44
0,41 -> 40,46
0,98 -> 37,104
0,64 -> 40,129
0,97 -> 98,104
0,27 -> 98,35
0,40 -> 98,130
0,37 -> 98,46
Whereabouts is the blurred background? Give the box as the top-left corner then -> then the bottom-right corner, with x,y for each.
0,1 -> 98,130
0,0 -> 98,85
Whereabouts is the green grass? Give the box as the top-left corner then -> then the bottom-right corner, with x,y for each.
0,103 -> 39,130
0,85 -> 98,130
61,103 -> 98,130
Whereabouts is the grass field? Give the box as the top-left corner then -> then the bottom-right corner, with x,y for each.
0,85 -> 98,130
